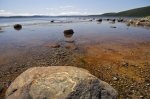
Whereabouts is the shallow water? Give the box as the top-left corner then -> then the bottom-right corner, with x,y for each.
0,18 -> 150,49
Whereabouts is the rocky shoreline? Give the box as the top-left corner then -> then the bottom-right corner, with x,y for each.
0,17 -> 150,99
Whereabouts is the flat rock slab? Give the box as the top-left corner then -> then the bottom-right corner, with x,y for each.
5,66 -> 117,99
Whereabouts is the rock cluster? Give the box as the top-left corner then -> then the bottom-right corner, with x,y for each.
5,66 -> 118,99
127,16 -> 150,26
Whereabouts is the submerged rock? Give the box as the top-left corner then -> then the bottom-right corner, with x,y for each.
47,43 -> 60,48
14,24 -> 22,30
5,66 -> 118,99
65,43 -> 77,50
110,26 -> 117,28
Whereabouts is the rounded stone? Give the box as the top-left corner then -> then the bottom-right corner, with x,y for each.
5,66 -> 118,99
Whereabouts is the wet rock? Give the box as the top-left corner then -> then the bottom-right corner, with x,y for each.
118,19 -> 124,22
129,20 -> 134,24
14,24 -> 22,30
5,66 -> 118,99
110,26 -> 117,28
97,19 -> 102,22
136,21 -> 141,25
112,19 -> 116,22
0,27 -> 4,33
51,20 -> 54,23
65,43 -> 77,50
126,23 -> 131,26
64,29 -> 74,35
107,19 -> 110,21
47,43 -> 60,48
109,21 -> 115,24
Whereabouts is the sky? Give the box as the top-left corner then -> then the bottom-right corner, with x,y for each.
0,0 -> 150,16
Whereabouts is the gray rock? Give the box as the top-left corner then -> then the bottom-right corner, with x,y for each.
5,66 -> 118,99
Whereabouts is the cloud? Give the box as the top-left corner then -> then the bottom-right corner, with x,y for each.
45,6 -> 100,16
0,6 -> 101,16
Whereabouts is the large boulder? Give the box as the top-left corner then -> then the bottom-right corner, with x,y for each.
5,66 -> 118,99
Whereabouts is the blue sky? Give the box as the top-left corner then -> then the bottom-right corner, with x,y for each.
0,0 -> 150,16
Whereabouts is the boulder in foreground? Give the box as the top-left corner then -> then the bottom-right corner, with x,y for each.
5,66 -> 118,99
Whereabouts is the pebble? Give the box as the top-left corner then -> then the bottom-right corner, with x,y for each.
113,77 -> 118,81
48,43 -> 60,48
122,62 -> 129,67
140,95 -> 144,98
146,83 -> 150,86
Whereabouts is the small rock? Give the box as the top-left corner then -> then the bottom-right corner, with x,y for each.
14,24 -> 22,30
122,62 -> 129,67
65,43 -> 77,50
51,20 -> 54,23
129,20 -> 134,24
112,19 -> 116,22
139,95 -> 144,98
64,29 -> 74,35
107,19 -> 110,21
113,77 -> 118,81
118,19 -> 124,22
110,26 -> 117,28
47,43 -> 60,48
136,21 -> 141,25
97,19 -> 102,22
146,83 -> 150,86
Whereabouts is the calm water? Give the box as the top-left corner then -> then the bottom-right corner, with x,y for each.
0,17 -> 150,59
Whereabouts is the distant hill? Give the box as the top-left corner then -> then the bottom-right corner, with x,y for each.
101,6 -> 150,17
